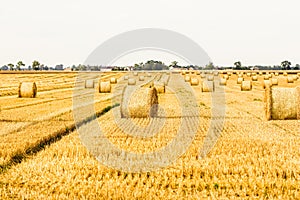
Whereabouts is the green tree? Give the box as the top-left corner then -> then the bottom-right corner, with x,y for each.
281,60 -> 291,70
234,61 -> 242,69
170,61 -> 178,68
7,63 -> 14,71
16,61 -> 25,71
206,62 -> 215,69
32,60 -> 40,70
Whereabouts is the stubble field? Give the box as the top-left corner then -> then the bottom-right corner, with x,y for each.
0,71 -> 299,199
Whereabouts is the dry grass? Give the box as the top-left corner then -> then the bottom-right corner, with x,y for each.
0,71 -> 299,199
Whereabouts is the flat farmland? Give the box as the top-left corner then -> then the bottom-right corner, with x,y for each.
0,71 -> 299,199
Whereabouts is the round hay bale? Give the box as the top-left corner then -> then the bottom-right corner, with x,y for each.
196,71 -> 201,75
287,76 -> 294,83
110,77 -> 117,84
207,75 -> 214,81
184,75 -> 191,82
124,75 -> 129,80
268,74 -> 272,79
265,86 -> 300,120
283,72 -> 288,76
128,78 -> 136,85
139,76 -> 145,81
241,81 -> 252,91
213,71 -> 219,76
120,86 -> 158,118
201,81 -> 215,92
146,73 -> 151,77
263,80 -> 272,89
238,74 -> 243,78
275,72 -> 279,76
18,82 -> 37,98
246,72 -> 251,77
252,76 -> 258,81
259,72 -> 263,75
252,72 -> 257,76
99,81 -> 111,93
292,75 -> 298,81
263,75 -> 269,80
219,78 -> 227,86
223,75 -> 229,80
190,78 -> 199,86
297,73 -> 300,77
181,71 -> 186,75
271,78 -> 278,85
85,79 -> 94,88
154,81 -> 165,93
133,72 -> 138,76
200,74 -> 206,78
237,77 -> 244,84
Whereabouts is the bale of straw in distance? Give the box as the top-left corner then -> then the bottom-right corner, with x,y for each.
133,72 -> 138,76
184,75 -> 191,82
268,74 -> 272,79
196,71 -> 201,75
252,72 -> 257,76
238,74 -> 243,78
264,86 -> 300,120
146,73 -> 151,77
263,80 -> 272,89
252,75 -> 258,81
190,78 -> 199,86
298,73 -> 300,77
283,72 -> 288,76
237,77 -> 244,84
128,78 -> 136,85
259,72 -> 263,75
241,80 -> 252,91
223,75 -> 229,80
219,78 -> 227,86
139,76 -> 145,81
263,75 -> 269,80
201,81 -> 215,92
154,81 -> 165,93
18,82 -> 37,98
124,75 -> 129,80
200,73 -> 206,78
120,86 -> 158,118
271,78 -> 278,85
292,75 -> 298,81
110,77 -> 117,84
287,76 -> 294,83
213,71 -> 219,76
246,72 -> 251,77
275,72 -> 279,76
181,71 -> 186,75
99,81 -> 111,93
207,75 -> 214,81
85,79 -> 94,88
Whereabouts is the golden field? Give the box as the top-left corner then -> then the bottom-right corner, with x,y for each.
0,71 -> 299,199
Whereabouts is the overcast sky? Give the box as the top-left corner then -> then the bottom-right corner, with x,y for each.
1,0 -> 300,67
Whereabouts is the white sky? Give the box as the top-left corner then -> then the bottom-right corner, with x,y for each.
1,0 -> 300,67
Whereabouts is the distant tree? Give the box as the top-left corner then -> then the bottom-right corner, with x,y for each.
170,61 -> 178,68
281,60 -> 291,70
295,64 -> 300,70
7,63 -> 14,71
32,60 -> 40,70
234,61 -> 242,70
206,62 -> 215,69
16,61 -> 25,71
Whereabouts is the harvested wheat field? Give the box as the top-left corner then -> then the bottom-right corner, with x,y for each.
0,71 -> 299,199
